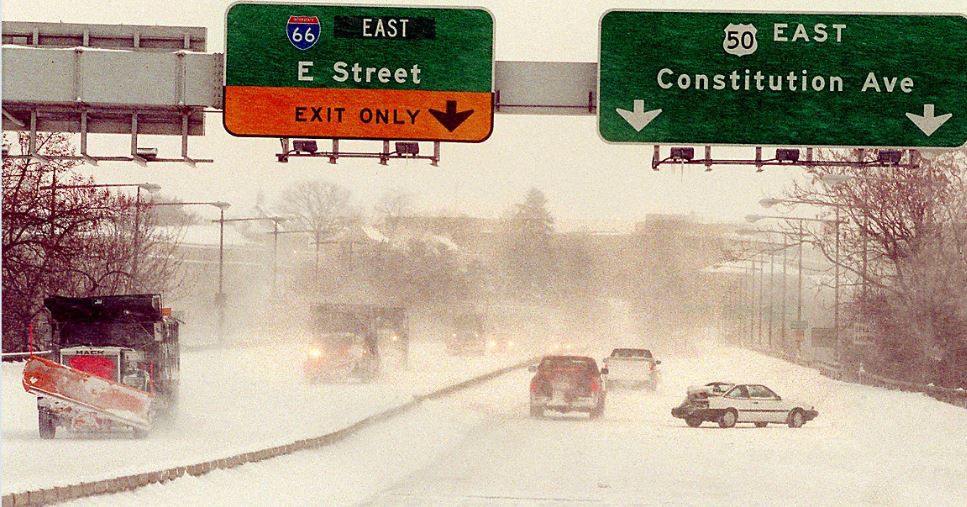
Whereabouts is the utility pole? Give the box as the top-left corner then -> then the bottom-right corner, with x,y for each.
758,256 -> 765,347
217,205 -> 226,345
834,206 -> 841,364
781,234 -> 788,351
768,247 -> 775,351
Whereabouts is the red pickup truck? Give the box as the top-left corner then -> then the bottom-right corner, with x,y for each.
529,355 -> 608,419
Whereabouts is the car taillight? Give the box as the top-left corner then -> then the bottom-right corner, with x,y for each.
648,362 -> 655,371
590,380 -> 599,392
530,379 -> 539,392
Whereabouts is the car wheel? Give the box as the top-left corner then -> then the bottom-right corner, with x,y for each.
754,422 -> 768,428
685,416 -> 703,428
38,407 -> 56,440
718,409 -> 737,428
788,409 -> 805,428
590,404 -> 604,419
530,405 -> 544,418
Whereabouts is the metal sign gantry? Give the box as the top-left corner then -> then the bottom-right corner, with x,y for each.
3,10 -> 964,169
2,21 -> 219,166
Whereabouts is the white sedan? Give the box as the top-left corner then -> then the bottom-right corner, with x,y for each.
672,383 -> 818,428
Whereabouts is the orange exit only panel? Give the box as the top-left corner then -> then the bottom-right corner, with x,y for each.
224,86 -> 493,142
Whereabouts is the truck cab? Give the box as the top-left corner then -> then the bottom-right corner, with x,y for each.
32,294 -> 179,438
305,304 -> 408,383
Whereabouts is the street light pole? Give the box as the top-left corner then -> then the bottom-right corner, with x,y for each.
758,257 -> 765,347
148,200 -> 230,344
217,205 -> 225,344
219,216 -> 288,297
273,220 -> 279,295
768,246 -> 775,351
834,206 -> 841,363
747,213 -> 843,356
781,234 -> 787,349
798,221 -> 804,323
749,257 -> 756,346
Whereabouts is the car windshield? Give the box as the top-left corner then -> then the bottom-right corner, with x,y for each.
611,348 -> 652,358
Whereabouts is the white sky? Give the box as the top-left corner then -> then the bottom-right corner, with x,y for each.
3,0 -> 963,229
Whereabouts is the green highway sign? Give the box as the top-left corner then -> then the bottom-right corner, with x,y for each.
224,3 -> 494,142
599,12 -> 967,147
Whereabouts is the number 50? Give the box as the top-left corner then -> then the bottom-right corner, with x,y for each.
725,30 -> 755,50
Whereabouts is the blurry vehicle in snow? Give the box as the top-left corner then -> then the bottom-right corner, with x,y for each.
602,348 -> 661,390
304,304 -> 408,383
23,294 -> 180,439
671,383 -> 818,428
529,355 -> 607,419
551,339 -> 576,353
445,312 -> 486,355
485,332 -> 516,353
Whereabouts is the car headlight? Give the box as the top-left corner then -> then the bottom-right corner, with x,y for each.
308,348 -> 323,359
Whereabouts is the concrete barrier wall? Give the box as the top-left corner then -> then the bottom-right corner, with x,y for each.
2,357 -> 538,506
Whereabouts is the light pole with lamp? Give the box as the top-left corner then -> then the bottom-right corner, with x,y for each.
216,216 -> 288,295
738,227 -> 807,353
746,213 -> 845,361
148,200 -> 231,344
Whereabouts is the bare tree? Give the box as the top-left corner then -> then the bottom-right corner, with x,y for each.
777,148 -> 967,383
374,188 -> 416,239
275,180 -> 359,275
2,132 -> 187,352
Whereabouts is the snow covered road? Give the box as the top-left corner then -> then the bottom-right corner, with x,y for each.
66,342 -> 967,506
1,341 -> 536,495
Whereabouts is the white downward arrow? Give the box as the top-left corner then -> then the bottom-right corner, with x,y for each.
905,104 -> 952,137
616,100 -> 662,132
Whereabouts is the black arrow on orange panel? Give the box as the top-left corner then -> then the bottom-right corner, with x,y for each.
429,101 -> 474,132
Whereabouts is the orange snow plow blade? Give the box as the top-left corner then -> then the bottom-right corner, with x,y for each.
22,356 -> 153,430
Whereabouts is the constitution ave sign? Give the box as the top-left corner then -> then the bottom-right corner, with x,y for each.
599,12 -> 967,147
224,3 -> 494,142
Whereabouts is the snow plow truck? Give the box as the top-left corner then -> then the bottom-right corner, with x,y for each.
304,303 -> 408,383
22,294 -> 180,439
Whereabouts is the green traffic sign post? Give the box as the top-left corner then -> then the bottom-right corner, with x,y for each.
224,3 -> 494,142
599,11 -> 967,147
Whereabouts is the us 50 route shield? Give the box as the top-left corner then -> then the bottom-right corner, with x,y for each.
224,3 -> 494,142
599,11 -> 967,147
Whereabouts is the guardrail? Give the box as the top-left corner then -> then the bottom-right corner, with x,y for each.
748,347 -> 967,409
1,356 -> 538,506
